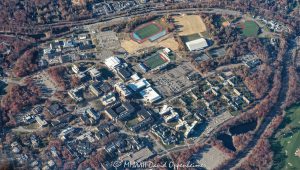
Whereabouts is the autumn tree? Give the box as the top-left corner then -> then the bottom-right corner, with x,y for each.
284,66 -> 300,108
13,49 -> 40,77
244,64 -> 272,99
1,80 -> 41,126
47,66 -> 68,90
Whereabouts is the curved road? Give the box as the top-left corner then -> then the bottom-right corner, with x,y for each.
0,7 -> 242,35
221,37 -> 297,169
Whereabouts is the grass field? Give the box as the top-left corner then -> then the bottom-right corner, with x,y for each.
134,24 -> 161,40
240,21 -> 260,37
144,53 -> 167,70
271,104 -> 300,170
174,15 -> 206,36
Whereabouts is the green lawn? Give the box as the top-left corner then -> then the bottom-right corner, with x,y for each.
271,104 -> 300,170
240,21 -> 260,37
144,53 -> 167,69
134,24 -> 161,39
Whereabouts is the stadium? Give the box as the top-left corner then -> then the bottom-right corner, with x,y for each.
142,48 -> 172,71
131,21 -> 167,43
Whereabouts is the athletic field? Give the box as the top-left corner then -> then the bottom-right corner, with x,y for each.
144,53 -> 168,70
240,21 -> 260,37
131,21 -> 166,43
134,23 -> 161,40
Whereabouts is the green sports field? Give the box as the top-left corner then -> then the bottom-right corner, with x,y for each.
271,104 -> 300,170
134,24 -> 161,39
144,53 -> 167,70
240,21 -> 260,37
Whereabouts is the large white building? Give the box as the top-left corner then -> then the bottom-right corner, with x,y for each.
139,87 -> 161,103
104,56 -> 121,70
186,38 -> 208,51
128,78 -> 150,92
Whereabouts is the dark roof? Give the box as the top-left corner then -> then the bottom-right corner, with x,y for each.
137,108 -> 152,119
76,140 -> 93,156
115,106 -> 126,114
47,103 -> 64,116
116,67 -> 132,80
106,102 -> 135,120
106,108 -> 118,119
58,114 -> 76,123
123,102 -> 135,114
47,52 -> 60,59
32,106 -> 43,114
100,82 -> 112,93
131,117 -> 153,132
80,114 -> 92,125
59,55 -> 72,63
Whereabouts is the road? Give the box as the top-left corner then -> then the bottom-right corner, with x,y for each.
0,7 -> 242,35
1,78 -> 24,85
221,37 -> 297,169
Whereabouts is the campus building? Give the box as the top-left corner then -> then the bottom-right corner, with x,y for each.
186,38 -> 208,51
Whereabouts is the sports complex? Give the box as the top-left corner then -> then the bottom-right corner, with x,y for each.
141,48 -> 172,71
131,21 -> 167,43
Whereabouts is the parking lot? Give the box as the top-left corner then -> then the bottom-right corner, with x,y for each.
193,146 -> 229,170
151,62 -> 196,97
92,31 -> 121,50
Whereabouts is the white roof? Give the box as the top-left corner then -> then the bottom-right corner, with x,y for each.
186,38 -> 208,51
89,68 -> 100,77
139,87 -> 161,103
78,34 -> 87,40
104,56 -> 121,69
131,73 -> 141,81
163,48 -> 171,54
160,105 -> 172,115
128,78 -> 150,91
35,116 -> 47,126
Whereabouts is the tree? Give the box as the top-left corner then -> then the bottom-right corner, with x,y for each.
47,66 -> 68,90
70,75 -> 80,88
13,49 -> 39,77
232,133 -> 253,151
0,80 -> 41,126
285,66 -> 300,108
244,64 -> 272,99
